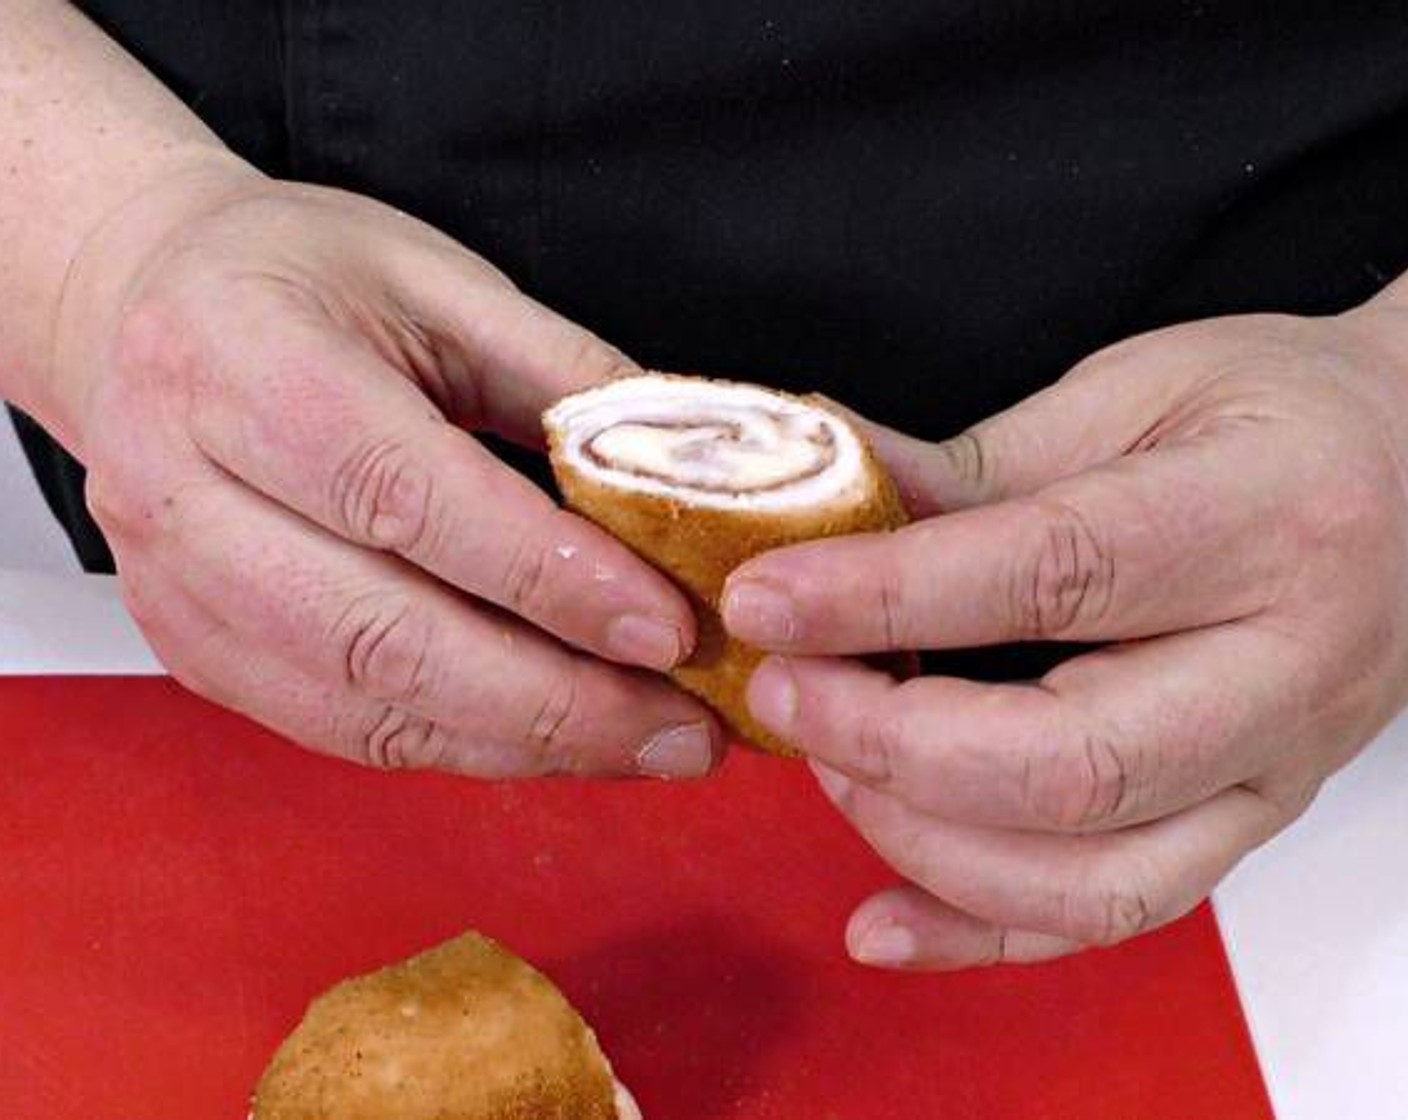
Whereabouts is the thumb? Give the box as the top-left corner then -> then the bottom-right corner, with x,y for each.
811,397 -> 977,517
825,336 -> 1191,514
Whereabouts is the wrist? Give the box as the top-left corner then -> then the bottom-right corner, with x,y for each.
40,147 -> 267,457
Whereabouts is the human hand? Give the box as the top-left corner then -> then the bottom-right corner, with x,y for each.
723,306 -> 1408,967
54,164 -> 721,779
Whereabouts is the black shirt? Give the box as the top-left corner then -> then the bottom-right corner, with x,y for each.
18,1 -> 1408,670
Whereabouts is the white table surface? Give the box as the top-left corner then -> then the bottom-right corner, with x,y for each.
2,417 -> 1405,1118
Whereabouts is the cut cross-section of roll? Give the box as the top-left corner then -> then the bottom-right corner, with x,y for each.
545,373 -> 908,756
251,932 -> 639,1120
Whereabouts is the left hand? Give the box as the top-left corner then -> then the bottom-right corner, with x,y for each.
722,302 -> 1408,969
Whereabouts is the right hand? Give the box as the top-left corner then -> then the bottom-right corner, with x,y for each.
51,159 -> 722,780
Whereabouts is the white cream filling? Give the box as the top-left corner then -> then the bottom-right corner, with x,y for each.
589,417 -> 827,491
546,375 -> 866,512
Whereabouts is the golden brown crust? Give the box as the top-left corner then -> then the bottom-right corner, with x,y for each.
252,933 -> 618,1120
546,377 -> 908,757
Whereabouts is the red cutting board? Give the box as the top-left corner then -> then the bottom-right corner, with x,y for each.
0,677 -> 1273,1119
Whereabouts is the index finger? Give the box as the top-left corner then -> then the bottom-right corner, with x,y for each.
724,440 -> 1286,654
181,314 -> 694,671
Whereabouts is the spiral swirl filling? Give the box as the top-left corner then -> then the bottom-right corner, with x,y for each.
584,411 -> 836,493
547,376 -> 866,511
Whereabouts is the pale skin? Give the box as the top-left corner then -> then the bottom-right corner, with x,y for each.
725,301 -> 1408,967
2,0 -> 722,779
7,1 -> 1408,968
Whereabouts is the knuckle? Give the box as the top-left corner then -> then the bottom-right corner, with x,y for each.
90,470 -> 208,546
500,527 -> 554,618
876,566 -> 910,651
1008,498 -> 1116,639
938,430 -> 990,494
83,471 -> 130,534
1021,722 -> 1134,831
1061,865 -> 1158,947
332,595 -> 437,706
83,453 -> 166,541
356,705 -> 449,771
854,702 -> 905,789
328,435 -> 439,552
1065,339 -> 1140,386
523,662 -> 587,772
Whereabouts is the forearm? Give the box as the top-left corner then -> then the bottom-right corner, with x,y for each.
0,0 -> 251,445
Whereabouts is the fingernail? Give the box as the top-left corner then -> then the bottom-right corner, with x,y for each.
854,921 -> 919,967
747,657 -> 799,733
637,721 -> 715,779
607,614 -> 684,670
723,582 -> 797,645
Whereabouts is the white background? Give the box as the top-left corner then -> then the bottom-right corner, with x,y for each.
0,413 -> 79,573
2,413 -> 1406,1119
